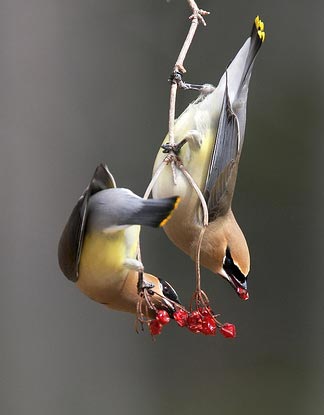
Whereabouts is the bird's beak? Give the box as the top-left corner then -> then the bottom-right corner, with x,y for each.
224,273 -> 249,301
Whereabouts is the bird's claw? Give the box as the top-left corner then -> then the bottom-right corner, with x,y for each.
161,138 -> 188,155
137,273 -> 155,295
169,71 -> 205,91
169,71 -> 184,84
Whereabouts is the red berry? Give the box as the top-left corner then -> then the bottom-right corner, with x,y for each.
201,315 -> 217,335
237,287 -> 249,301
220,323 -> 236,338
156,310 -> 170,325
149,319 -> 163,336
187,310 -> 203,333
173,309 -> 189,327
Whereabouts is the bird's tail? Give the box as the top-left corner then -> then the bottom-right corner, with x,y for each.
130,196 -> 180,228
239,16 -> 265,86
226,16 -> 266,99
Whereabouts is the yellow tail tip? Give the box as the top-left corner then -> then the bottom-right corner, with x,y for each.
159,196 -> 181,227
173,196 -> 181,210
255,15 -> 266,42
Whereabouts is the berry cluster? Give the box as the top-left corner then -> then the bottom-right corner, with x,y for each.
148,307 -> 236,339
149,310 -> 171,335
173,307 -> 236,338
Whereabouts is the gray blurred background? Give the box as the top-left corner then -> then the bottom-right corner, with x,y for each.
1,0 -> 323,414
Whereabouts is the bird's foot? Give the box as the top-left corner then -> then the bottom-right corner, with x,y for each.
137,271 -> 155,295
161,138 -> 188,155
185,130 -> 203,150
169,71 -> 205,91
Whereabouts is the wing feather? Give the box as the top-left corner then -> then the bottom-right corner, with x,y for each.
58,164 -> 116,281
204,75 -> 240,221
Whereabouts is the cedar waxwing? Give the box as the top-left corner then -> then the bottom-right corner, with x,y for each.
152,17 -> 265,299
58,164 -> 181,316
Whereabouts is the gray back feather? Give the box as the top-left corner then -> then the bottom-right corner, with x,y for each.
58,164 -> 116,282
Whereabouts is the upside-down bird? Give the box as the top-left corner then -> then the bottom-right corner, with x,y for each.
58,164 -> 181,315
152,17 -> 265,299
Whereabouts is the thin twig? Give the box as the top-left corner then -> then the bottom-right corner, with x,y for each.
187,0 -> 209,26
178,163 -> 209,226
136,158 -> 168,294
168,83 -> 178,146
179,162 -> 209,303
194,226 -> 207,294
175,3 -> 206,73
168,2 -> 210,145
143,157 -> 168,200
168,2 -> 209,297
136,2 -> 210,321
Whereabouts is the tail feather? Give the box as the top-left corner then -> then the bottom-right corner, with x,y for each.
129,196 -> 180,228
218,15 -> 265,105
239,16 -> 265,88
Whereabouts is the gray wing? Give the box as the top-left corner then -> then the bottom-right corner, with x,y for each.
58,164 -> 116,282
228,19 -> 264,147
203,18 -> 264,221
204,75 -> 240,221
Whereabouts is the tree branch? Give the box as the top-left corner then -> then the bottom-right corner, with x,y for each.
168,2 -> 209,145
137,1 -> 210,311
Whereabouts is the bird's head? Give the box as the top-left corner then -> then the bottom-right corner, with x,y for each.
203,212 -> 250,300
219,217 -> 250,300
220,245 -> 250,300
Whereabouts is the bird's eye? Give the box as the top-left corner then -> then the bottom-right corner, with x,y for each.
158,278 -> 181,304
223,248 -> 246,284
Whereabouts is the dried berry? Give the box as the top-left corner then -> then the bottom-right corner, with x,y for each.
173,309 -> 189,327
187,310 -> 203,333
220,323 -> 236,338
237,287 -> 249,301
201,315 -> 217,335
149,319 -> 163,336
156,310 -> 170,325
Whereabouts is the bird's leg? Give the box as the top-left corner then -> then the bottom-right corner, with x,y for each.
169,71 -> 205,91
161,140 -> 187,186
136,270 -> 143,294
136,271 -> 155,293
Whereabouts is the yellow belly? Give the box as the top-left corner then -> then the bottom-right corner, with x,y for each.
152,123 -> 216,258
76,226 -> 140,304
